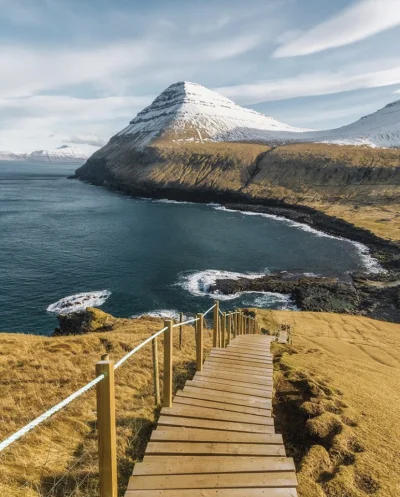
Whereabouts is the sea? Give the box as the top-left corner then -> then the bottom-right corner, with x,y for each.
0,161 -> 380,335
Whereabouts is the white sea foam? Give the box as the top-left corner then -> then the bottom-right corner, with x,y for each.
131,309 -> 189,321
178,269 -> 296,309
213,206 -> 384,274
47,290 -> 111,315
242,292 -> 297,310
155,199 -> 195,205
178,269 -> 267,300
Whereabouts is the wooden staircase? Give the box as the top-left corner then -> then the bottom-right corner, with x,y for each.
125,334 -> 298,496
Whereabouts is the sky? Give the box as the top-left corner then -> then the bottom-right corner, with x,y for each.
1,0 -> 400,154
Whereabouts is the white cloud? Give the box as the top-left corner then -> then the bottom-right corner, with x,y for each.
199,34 -> 264,60
216,63 -> 400,104
274,0 -> 400,58
0,41 -> 154,98
66,134 -> 106,147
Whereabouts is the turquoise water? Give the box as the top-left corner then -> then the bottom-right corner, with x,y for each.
0,161 -> 371,335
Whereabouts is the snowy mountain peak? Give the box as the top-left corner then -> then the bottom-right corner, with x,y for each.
29,145 -> 88,162
118,81 -> 308,146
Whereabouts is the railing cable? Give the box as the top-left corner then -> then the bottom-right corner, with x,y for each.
0,374 -> 105,454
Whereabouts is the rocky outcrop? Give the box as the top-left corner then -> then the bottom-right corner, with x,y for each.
211,271 -> 400,323
53,307 -> 115,336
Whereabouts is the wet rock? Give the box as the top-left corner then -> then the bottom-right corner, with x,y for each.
53,307 -> 115,336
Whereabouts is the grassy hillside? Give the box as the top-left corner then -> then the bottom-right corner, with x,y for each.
77,141 -> 400,241
254,309 -> 400,497
0,311 -> 213,497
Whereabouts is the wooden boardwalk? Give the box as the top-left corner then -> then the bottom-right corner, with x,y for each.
125,334 -> 298,496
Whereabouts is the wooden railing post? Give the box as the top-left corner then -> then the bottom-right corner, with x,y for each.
96,354 -> 117,497
163,320 -> 173,407
213,301 -> 219,348
179,312 -> 183,350
233,311 -> 237,338
227,313 -> 232,345
196,313 -> 204,371
152,337 -> 160,406
221,312 -> 226,348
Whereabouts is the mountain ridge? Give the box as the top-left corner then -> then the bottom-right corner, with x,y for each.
0,145 -> 88,163
107,81 -> 400,149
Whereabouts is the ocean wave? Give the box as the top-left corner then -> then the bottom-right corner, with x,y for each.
131,309 -> 189,321
178,269 -> 267,300
242,292 -> 297,310
178,269 -> 296,309
47,290 -> 111,315
154,199 -> 195,205
213,206 -> 384,274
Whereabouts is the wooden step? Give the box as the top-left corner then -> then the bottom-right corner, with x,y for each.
126,488 -> 298,496
174,394 -> 271,417
128,471 -> 297,490
193,373 -> 273,392
145,441 -> 285,456
178,387 -> 271,410
150,429 -> 282,444
194,370 -> 273,386
210,350 -> 273,363
202,364 -> 273,378
186,380 -> 272,399
158,415 -> 275,433
160,405 -> 274,425
206,357 -> 273,370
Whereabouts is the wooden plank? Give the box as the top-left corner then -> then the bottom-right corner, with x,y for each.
208,357 -> 273,369
193,373 -> 273,392
150,429 -> 282,444
140,455 -> 293,474
128,471 -> 297,489
158,415 -> 275,433
160,405 -> 274,425
145,441 -> 286,456
210,351 -> 273,365
206,357 -> 273,370
183,385 -> 272,406
211,350 -> 273,361
202,363 -> 273,376
203,363 -> 273,376
193,370 -> 273,386
178,387 -> 271,410
173,394 -> 271,417
186,380 -> 272,399
126,488 -> 298,497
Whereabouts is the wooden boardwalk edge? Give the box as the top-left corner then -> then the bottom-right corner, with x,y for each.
125,335 -> 298,496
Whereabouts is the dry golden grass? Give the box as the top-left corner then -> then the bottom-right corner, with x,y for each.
266,143 -> 400,167
0,311 -> 213,497
311,202 -> 400,241
254,309 -> 400,497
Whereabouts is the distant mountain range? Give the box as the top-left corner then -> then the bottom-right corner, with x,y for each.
113,81 -> 400,148
0,145 -> 88,163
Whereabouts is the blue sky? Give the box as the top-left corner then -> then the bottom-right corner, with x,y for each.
1,0 -> 400,153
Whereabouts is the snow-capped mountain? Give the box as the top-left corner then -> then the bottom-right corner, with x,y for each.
28,145 -> 88,162
308,100 -> 400,148
113,81 -> 400,148
0,150 -> 25,161
0,145 -> 88,163
117,81 -> 309,146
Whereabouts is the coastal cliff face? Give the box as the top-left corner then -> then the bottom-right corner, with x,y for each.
76,141 -> 400,238
76,141 -> 400,201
